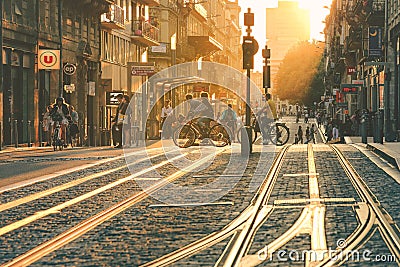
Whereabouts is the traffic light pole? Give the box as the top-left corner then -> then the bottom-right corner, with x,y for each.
241,8 -> 258,156
246,68 -> 251,126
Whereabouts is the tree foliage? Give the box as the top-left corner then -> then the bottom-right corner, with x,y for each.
274,41 -> 324,104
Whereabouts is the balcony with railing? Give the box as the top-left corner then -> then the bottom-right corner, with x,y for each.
101,3 -> 125,30
131,20 -> 160,47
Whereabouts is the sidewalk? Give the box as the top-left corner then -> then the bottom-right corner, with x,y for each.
345,136 -> 400,171
0,145 -> 50,154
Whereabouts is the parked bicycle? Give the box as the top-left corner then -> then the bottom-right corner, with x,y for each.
173,118 -> 231,148
237,116 -> 290,146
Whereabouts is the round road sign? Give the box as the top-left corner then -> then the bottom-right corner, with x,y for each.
63,63 -> 76,75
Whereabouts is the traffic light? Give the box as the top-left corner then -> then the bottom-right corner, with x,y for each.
263,65 -> 271,89
262,46 -> 271,90
242,36 -> 258,69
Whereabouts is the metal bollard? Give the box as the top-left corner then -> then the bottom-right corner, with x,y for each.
39,121 -> 43,147
360,111 -> 368,144
27,121 -> 32,147
14,120 -> 18,148
94,125 -> 97,147
377,109 -> 384,144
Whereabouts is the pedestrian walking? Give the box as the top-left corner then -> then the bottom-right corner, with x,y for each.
68,106 -> 79,145
305,126 -> 310,143
220,104 -> 237,140
325,120 -> 333,142
111,94 -> 127,148
297,126 -> 303,144
43,105 -> 53,146
309,124 -> 316,144
161,100 -> 174,139
304,111 -> 309,123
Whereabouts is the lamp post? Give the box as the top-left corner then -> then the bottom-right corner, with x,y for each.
241,8 -> 258,156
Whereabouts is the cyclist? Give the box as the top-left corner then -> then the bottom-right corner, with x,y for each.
257,93 -> 278,145
195,92 -> 214,134
50,97 -> 70,147
220,104 -> 237,139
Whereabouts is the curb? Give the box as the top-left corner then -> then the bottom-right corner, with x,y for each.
366,144 -> 400,171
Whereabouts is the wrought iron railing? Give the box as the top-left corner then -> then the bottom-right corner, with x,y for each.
132,20 -> 160,42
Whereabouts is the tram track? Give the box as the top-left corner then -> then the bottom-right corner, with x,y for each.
318,145 -> 400,266
1,147 -> 229,267
141,143 -> 400,267
0,147 -> 164,194
140,145 -> 291,267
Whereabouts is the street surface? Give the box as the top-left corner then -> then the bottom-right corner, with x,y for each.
0,117 -> 399,266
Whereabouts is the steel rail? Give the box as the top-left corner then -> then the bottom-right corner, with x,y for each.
325,145 -> 400,264
140,145 -> 290,267
0,150 -> 169,212
0,149 -> 194,237
2,147 -> 228,267
140,205 -> 255,267
0,146 -> 165,193
218,145 -> 291,267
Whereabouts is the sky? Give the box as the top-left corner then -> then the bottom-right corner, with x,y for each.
237,0 -> 332,71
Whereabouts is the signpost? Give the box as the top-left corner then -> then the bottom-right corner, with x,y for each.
241,8 -> 258,156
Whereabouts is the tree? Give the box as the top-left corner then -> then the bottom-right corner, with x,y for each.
274,41 -> 324,104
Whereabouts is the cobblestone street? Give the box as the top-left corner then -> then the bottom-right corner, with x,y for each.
0,118 -> 399,266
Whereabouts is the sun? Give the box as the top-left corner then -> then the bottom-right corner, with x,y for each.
298,0 -> 332,40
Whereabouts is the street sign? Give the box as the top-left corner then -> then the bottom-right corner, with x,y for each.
131,62 -> 155,76
38,50 -> 60,70
63,63 -> 76,75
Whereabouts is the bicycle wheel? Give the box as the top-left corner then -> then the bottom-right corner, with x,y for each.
173,125 -> 195,148
269,125 -> 290,146
237,126 -> 257,144
209,124 -> 231,147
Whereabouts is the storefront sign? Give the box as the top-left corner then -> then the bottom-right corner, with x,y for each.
38,50 -> 60,69
106,91 -> 124,105
368,26 -> 382,57
131,62 -> 155,76
340,84 -> 360,94
347,66 -> 356,75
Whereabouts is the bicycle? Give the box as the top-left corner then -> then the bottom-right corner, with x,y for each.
52,121 -> 64,151
237,116 -> 290,146
173,118 -> 232,148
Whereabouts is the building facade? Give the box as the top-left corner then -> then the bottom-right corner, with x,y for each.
266,0 -> 310,94
1,0 -> 108,147
324,0 -> 398,140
